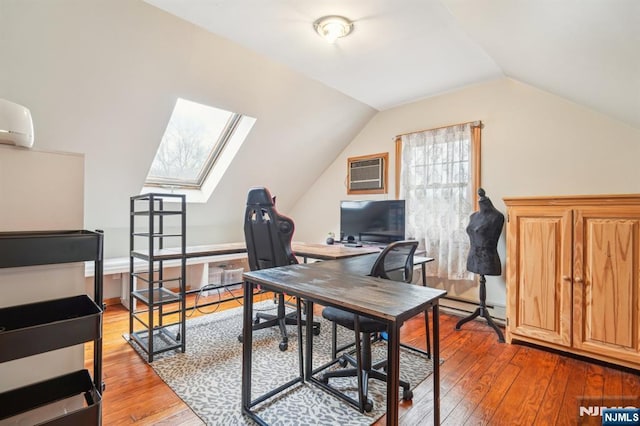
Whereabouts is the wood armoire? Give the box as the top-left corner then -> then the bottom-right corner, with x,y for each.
504,194 -> 640,370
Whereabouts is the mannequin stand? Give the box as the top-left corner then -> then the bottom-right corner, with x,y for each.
455,274 -> 505,343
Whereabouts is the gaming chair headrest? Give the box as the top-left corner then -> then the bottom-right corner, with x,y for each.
246,187 -> 274,207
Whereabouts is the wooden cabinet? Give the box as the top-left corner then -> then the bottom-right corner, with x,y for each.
504,194 -> 640,370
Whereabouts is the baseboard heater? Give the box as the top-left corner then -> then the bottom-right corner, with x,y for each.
438,295 -> 506,325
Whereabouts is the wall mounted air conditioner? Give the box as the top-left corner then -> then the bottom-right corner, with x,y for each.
0,99 -> 34,148
347,152 -> 388,194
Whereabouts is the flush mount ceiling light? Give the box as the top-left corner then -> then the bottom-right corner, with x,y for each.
313,15 -> 354,44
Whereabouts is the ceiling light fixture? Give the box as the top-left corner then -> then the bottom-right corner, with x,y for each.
313,15 -> 353,44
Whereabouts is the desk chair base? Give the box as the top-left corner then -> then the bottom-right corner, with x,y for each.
238,294 -> 320,351
455,274 -> 505,343
320,331 -> 412,412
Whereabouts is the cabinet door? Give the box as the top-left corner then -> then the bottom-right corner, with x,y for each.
573,207 -> 640,363
506,206 -> 573,346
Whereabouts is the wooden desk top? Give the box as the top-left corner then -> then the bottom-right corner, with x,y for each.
291,242 -> 381,260
131,241 -> 380,262
244,263 -> 446,323
313,253 -> 434,276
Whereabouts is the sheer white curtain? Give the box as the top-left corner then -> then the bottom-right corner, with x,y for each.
399,123 -> 475,281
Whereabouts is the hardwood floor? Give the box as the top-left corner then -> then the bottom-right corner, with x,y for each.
92,295 -> 640,425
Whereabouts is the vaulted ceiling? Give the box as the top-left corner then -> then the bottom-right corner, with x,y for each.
146,0 -> 640,128
2,0 -> 638,258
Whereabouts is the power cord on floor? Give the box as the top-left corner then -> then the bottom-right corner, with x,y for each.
185,283 -> 279,317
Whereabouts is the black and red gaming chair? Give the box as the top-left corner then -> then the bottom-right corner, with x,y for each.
241,187 -> 319,351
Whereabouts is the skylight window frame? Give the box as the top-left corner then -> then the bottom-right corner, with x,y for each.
141,98 -> 256,204
144,112 -> 243,190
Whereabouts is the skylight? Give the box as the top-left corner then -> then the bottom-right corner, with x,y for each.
142,98 -> 255,203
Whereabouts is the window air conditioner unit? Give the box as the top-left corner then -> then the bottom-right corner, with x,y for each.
347,153 -> 388,194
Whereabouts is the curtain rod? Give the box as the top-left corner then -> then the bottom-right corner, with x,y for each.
394,120 -> 482,139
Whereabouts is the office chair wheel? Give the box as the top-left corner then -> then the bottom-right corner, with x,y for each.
253,317 -> 260,325
363,399 -> 374,413
237,334 -> 243,343
279,341 -> 288,351
319,375 -> 329,384
313,325 -> 321,336
338,356 -> 348,368
402,388 -> 413,401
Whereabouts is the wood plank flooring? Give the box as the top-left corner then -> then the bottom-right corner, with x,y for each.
91,294 -> 640,425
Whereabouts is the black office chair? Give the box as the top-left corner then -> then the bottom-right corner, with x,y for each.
240,187 -> 320,351
320,240 -> 420,412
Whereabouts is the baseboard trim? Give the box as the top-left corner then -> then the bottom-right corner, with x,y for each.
104,296 -> 121,306
438,296 -> 506,324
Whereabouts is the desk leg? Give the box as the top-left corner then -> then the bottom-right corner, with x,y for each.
354,316 -> 364,412
304,300 -> 314,380
386,321 -> 401,426
241,281 -> 254,414
433,303 -> 440,425
297,298 -> 304,379
421,265 -> 432,357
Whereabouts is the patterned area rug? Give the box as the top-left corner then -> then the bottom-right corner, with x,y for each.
144,301 -> 434,425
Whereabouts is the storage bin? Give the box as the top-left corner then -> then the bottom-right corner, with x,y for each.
208,266 -> 223,285
0,295 -> 102,363
222,267 -> 244,285
0,369 -> 101,425
200,266 -> 224,296
0,230 -> 102,268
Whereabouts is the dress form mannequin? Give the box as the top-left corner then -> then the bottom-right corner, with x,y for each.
455,188 -> 505,342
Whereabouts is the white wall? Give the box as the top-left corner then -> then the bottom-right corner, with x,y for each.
291,78 -> 640,309
0,0 -> 376,258
3,1 -> 640,309
0,146 -> 86,392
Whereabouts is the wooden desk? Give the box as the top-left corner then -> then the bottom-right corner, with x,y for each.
313,252 -> 434,285
291,242 -> 381,261
125,241 -> 380,327
241,261 -> 446,426
130,241 -> 378,262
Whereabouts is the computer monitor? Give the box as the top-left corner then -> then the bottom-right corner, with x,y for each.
340,200 -> 406,244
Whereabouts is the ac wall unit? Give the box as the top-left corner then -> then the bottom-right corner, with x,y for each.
0,99 -> 34,148
347,152 -> 388,194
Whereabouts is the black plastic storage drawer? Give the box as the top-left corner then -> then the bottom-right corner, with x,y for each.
0,295 -> 102,363
0,230 -> 102,268
0,369 -> 101,425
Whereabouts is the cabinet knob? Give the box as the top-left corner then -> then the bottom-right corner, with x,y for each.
575,277 -> 583,283
562,275 -> 571,281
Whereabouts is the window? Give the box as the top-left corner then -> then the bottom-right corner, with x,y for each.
142,98 -> 256,203
395,121 -> 481,282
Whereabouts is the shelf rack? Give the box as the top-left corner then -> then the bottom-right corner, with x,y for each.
128,193 -> 186,362
0,230 -> 104,425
